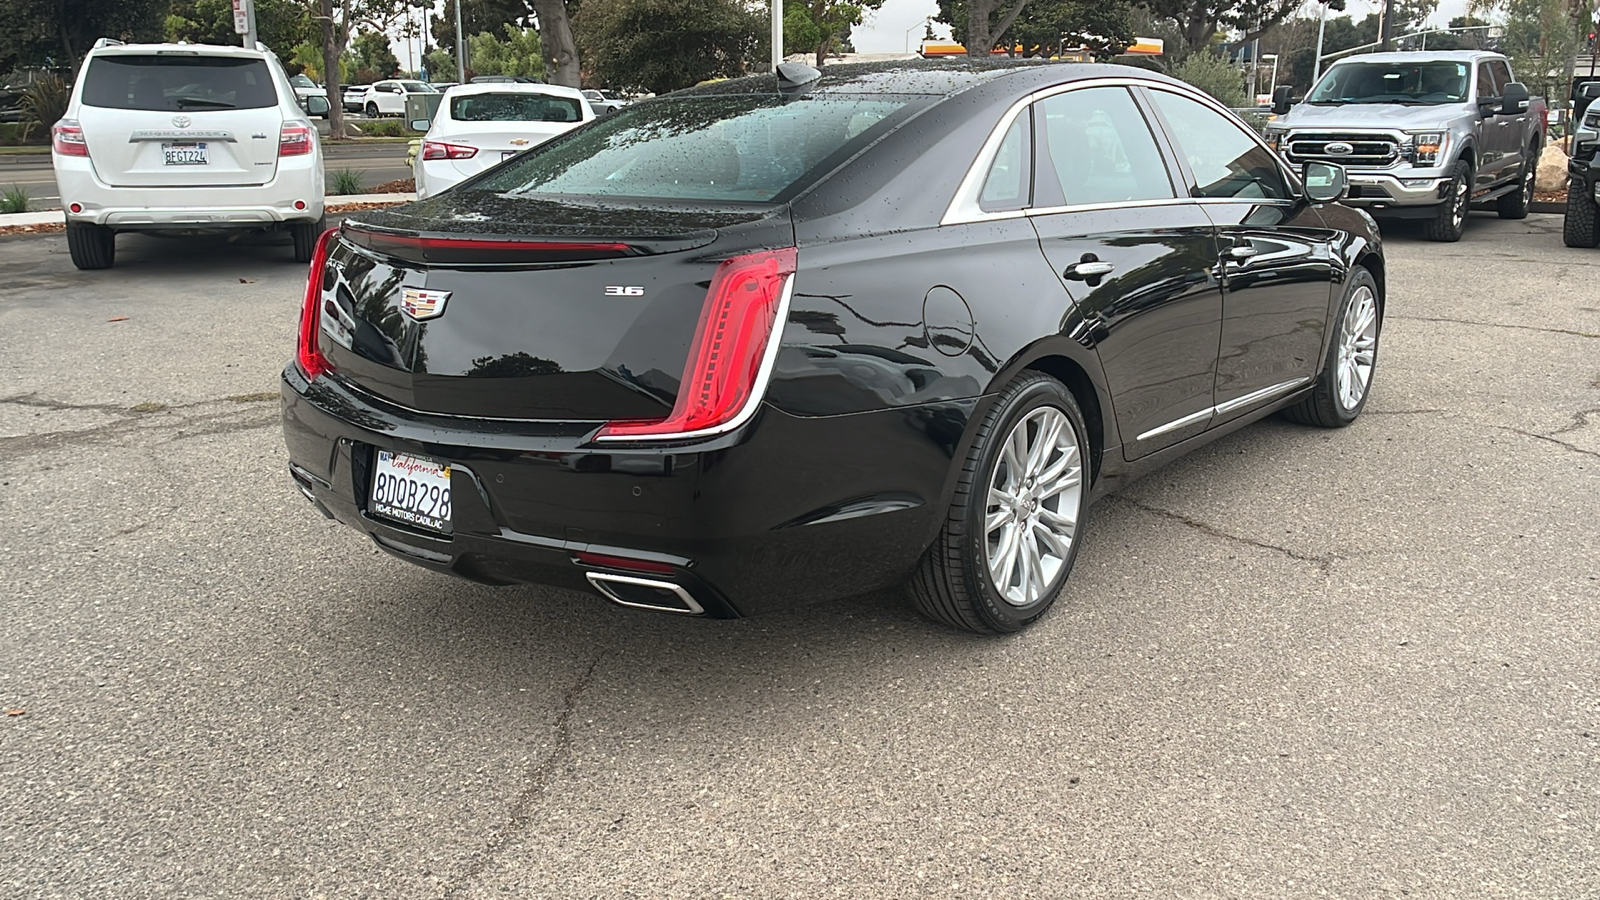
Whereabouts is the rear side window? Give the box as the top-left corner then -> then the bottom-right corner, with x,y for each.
452,92 -> 583,123
979,111 -> 1031,212
81,55 -> 277,111
1036,86 -> 1174,207
473,93 -> 921,203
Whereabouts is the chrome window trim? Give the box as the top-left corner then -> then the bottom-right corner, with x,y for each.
1135,377 -> 1311,442
942,77 -> 1213,227
592,273 -> 796,443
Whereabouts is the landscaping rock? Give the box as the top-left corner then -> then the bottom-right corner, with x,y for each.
1537,141 -> 1569,192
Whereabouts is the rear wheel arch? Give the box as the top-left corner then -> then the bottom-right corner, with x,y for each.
1019,354 -> 1104,488
1353,251 -> 1385,317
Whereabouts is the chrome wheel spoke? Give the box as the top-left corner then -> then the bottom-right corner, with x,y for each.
982,402 -> 1085,608
985,506 -> 1011,533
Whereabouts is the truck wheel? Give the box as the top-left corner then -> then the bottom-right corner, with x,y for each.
1497,149 -> 1536,219
1423,160 -> 1472,242
66,222 -> 115,270
1563,185 -> 1600,248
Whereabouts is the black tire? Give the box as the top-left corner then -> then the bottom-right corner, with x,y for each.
65,221 -> 115,270
364,101 -> 379,118
1423,160 -> 1472,242
911,372 -> 1091,634
290,215 -> 326,264
1497,146 -> 1536,219
1563,184 -> 1600,248
1283,267 -> 1381,428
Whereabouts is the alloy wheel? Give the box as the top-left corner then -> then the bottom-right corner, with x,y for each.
1336,285 -> 1379,411
1451,176 -> 1469,229
1522,159 -> 1536,205
984,406 -> 1083,607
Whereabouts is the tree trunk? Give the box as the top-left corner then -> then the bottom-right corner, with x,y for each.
531,0 -> 580,87
967,0 -> 1033,57
321,0 -> 344,139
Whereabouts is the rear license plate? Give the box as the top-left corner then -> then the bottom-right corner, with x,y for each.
370,450 -> 452,533
162,142 -> 208,165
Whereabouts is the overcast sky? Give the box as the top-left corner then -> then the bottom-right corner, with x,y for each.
851,0 -> 1477,54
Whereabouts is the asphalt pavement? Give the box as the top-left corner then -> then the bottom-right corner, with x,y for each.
1,212 -> 1597,898
0,141 -> 414,211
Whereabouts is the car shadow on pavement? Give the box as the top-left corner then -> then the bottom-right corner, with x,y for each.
106,229 -> 308,271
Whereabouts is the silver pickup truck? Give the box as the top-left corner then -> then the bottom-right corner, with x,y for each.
1264,51 -> 1546,242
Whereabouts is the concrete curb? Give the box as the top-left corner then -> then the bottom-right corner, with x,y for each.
0,192 -> 415,228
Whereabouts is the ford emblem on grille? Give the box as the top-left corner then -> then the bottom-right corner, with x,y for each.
1324,141 -> 1355,156
172,115 -> 192,129
401,287 -> 451,320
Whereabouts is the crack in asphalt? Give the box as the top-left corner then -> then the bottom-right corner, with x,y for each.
1497,426 -> 1600,461
1387,314 -> 1600,339
0,396 -> 278,456
1109,494 -> 1336,573
1552,407 -> 1600,436
441,651 -> 608,899
1365,408 -> 1447,416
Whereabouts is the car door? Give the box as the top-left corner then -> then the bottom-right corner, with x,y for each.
1475,61 -> 1510,188
1142,86 -> 1336,417
1487,58 -> 1526,176
1026,84 -> 1225,459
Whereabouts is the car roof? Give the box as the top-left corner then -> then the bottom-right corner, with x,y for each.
89,42 -> 269,60
445,82 -> 585,100
1330,50 -> 1504,65
673,58 -> 1191,100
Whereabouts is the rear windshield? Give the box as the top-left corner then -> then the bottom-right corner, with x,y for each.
81,55 -> 277,111
452,92 -> 583,123
472,93 -> 920,203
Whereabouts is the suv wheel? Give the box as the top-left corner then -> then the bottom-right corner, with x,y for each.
1564,183 -> 1600,248
66,222 -> 115,270
1497,147 -> 1536,219
1424,160 -> 1472,242
911,372 -> 1090,634
290,215 -> 327,264
364,101 -> 379,118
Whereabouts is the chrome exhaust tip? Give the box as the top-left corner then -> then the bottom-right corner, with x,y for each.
585,572 -> 705,615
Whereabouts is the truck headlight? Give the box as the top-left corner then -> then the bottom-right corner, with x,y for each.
1409,132 -> 1445,166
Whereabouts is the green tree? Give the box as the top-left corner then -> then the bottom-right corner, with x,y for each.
166,0 -> 317,59
0,0 -> 166,70
464,25 -> 545,78
1475,0 -> 1589,102
351,29 -> 399,77
784,0 -> 884,66
1172,47 -> 1246,106
430,0 -> 534,56
575,0 -> 760,94
937,0 -> 1132,57
1136,0 -> 1303,54
956,0 -> 1035,55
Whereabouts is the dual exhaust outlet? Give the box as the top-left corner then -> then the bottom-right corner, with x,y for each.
584,571 -> 706,616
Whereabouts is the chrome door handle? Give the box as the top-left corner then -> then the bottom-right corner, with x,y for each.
1227,245 -> 1259,260
1064,260 -> 1115,279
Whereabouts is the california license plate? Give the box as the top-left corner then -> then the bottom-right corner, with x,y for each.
370,450 -> 452,533
162,142 -> 208,165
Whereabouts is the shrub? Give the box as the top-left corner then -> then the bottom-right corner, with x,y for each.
1173,51 -> 1248,109
20,74 -> 70,130
0,184 -> 29,214
330,168 -> 367,195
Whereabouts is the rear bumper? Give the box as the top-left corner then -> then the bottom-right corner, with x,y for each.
56,153 -> 325,228
280,365 -> 976,618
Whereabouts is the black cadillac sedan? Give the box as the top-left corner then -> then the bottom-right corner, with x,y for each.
282,60 -> 1383,634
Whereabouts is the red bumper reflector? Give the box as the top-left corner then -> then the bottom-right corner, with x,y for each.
574,551 -> 677,574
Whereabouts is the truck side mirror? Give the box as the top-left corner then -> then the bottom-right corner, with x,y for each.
1501,82 -> 1530,116
1271,85 -> 1293,116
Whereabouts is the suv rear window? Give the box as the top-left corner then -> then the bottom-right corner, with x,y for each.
81,55 -> 277,111
452,92 -> 583,123
472,93 -> 921,203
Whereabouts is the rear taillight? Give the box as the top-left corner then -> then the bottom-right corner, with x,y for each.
296,229 -> 341,381
596,247 -> 797,442
52,119 -> 89,157
421,140 -> 477,160
279,122 -> 313,157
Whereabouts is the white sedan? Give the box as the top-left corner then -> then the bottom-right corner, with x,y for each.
414,83 -> 594,199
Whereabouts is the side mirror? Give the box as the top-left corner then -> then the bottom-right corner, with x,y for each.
1501,82 -> 1530,116
410,118 -> 430,131
1303,161 -> 1348,203
1271,84 -> 1293,116
306,94 -> 330,117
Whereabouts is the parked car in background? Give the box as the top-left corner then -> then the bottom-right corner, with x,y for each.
288,73 -> 320,103
341,84 -> 368,113
469,74 -> 541,84
286,61 -> 1382,634
429,81 -> 459,93
582,89 -> 626,114
413,83 -> 593,199
1265,50 -> 1545,242
53,38 -> 325,269
365,79 -> 437,117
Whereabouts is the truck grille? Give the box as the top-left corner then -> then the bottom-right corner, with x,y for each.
1285,132 -> 1401,168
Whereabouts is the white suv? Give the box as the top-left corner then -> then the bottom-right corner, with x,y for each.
53,39 -> 326,270
363,79 -> 437,117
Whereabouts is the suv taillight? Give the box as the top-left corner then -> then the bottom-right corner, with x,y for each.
421,140 -> 477,160
52,119 -> 89,157
279,122 -> 313,157
596,247 -> 797,441
296,229 -> 341,381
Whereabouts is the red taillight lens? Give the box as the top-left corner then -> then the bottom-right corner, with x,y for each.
296,229 -> 341,381
279,122 -> 313,157
421,140 -> 477,160
573,551 -> 677,574
52,119 -> 89,157
597,247 -> 797,441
